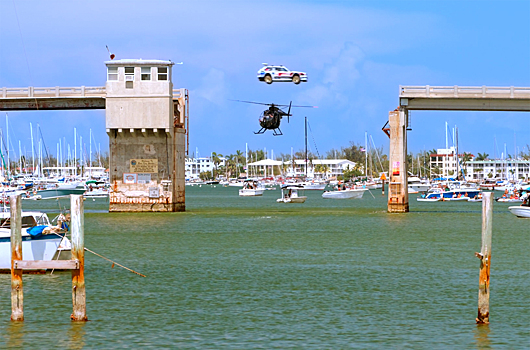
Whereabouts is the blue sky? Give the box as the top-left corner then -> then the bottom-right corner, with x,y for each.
0,0 -> 529,160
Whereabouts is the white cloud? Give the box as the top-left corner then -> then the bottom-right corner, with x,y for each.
192,68 -> 228,106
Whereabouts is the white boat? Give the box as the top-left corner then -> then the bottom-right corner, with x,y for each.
508,205 -> 530,218
497,197 -> 522,203
0,211 -> 70,271
84,188 -> 109,198
417,197 -> 442,202
283,180 -> 326,190
277,185 -> 307,203
408,176 -> 430,193
239,179 -> 265,197
300,181 -> 326,190
322,188 -> 366,199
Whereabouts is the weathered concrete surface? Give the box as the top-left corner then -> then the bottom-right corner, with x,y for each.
387,109 -> 409,213
108,130 -> 177,212
173,127 -> 186,212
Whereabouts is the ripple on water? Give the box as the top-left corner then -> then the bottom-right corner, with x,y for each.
0,188 -> 528,348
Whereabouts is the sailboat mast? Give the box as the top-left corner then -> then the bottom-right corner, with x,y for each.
305,116 -> 308,177
18,140 -> 22,175
30,123 -> 35,176
89,128 -> 92,177
5,113 -> 9,177
365,131 -> 368,177
74,128 -> 77,177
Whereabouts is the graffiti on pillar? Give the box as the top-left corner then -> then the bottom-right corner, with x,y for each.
392,161 -> 400,176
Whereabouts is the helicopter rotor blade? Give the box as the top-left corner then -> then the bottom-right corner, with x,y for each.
287,101 -> 292,123
229,99 -> 272,106
289,105 -> 318,108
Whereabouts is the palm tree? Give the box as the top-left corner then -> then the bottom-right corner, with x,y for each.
211,152 -> 223,178
235,150 -> 244,176
475,152 -> 489,161
461,152 -> 473,179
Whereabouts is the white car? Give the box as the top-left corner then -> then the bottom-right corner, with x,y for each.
257,64 -> 307,84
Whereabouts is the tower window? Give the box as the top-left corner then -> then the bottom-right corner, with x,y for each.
107,67 -> 118,81
141,67 -> 151,81
158,67 -> 168,81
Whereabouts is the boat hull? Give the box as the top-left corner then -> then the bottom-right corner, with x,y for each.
508,206 -> 530,218
0,234 -> 63,270
36,188 -> 86,199
277,196 -> 307,203
239,189 -> 264,196
322,189 -> 366,199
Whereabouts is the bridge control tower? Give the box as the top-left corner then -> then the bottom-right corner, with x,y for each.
105,59 -> 185,212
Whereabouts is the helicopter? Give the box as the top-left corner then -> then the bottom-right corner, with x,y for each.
232,100 -> 317,136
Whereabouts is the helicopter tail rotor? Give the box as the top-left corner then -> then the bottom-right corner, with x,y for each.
287,101 -> 292,123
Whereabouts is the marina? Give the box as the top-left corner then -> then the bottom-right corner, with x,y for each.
0,188 -> 529,347
0,0 -> 529,347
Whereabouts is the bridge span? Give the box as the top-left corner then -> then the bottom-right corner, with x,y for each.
387,85 -> 530,213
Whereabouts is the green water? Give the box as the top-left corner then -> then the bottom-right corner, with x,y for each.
0,186 -> 529,349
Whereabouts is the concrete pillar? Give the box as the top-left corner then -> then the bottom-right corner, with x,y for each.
105,59 -> 185,212
387,108 -> 409,213
173,127 -> 186,211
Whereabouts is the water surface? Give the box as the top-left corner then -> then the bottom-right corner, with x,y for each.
0,187 -> 528,348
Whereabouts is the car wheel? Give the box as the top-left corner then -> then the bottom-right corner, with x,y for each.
292,75 -> 301,84
264,75 -> 273,84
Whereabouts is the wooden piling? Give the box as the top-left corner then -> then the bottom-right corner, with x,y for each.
10,195 -> 23,321
476,192 -> 493,324
70,195 -> 87,321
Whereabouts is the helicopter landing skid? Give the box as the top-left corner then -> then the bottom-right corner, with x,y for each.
272,128 -> 283,136
254,127 -> 283,136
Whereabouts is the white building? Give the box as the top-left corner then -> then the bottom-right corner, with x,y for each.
429,147 -> 465,178
465,159 -> 530,181
247,159 -> 356,178
185,157 -> 226,179
429,147 -> 530,181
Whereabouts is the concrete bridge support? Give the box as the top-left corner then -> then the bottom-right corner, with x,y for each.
106,59 -> 185,212
387,108 -> 409,213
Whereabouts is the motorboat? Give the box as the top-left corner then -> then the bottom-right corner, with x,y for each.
408,176 -> 430,193
417,186 -> 480,202
33,182 -> 86,199
497,197 -> 522,203
508,205 -> 530,218
239,179 -> 265,197
277,185 -> 307,203
293,180 -> 326,190
322,187 -> 366,199
84,188 -> 110,198
0,211 -> 71,271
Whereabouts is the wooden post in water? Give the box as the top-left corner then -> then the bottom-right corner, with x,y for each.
476,192 -> 493,324
10,195 -> 23,321
70,195 -> 87,321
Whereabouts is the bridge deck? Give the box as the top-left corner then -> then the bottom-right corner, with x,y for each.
399,85 -> 530,111
0,86 -> 186,111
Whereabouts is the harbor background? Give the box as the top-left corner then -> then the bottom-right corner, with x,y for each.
0,186 -> 528,348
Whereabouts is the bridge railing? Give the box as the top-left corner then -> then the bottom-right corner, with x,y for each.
1,86 -> 188,99
1,86 -> 106,98
400,85 -> 530,99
